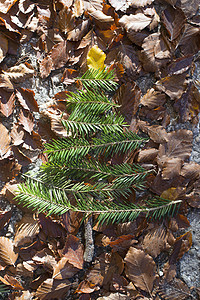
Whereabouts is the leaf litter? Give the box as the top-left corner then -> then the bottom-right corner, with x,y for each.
0,0 -> 199,298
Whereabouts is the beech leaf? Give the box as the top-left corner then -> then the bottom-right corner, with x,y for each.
0,90 -> 15,117
119,13 -> 152,32
62,234 -> 84,269
0,123 -> 11,158
36,278 -> 70,300
15,88 -> 39,112
3,62 -> 35,83
125,247 -> 156,293
87,45 -> 106,70
18,109 -> 34,134
0,237 -> 18,267
0,33 -> 8,63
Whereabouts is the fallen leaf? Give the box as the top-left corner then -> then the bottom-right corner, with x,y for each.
10,124 -> 25,146
0,74 -> 14,91
119,13 -> 152,32
35,278 -> 70,300
179,24 -> 200,55
15,88 -> 39,112
158,278 -> 191,300
0,89 -> 15,117
72,0 -> 84,17
129,0 -> 154,6
160,157 -> 183,180
0,0 -> 18,13
53,256 -> 79,279
67,19 -> 90,41
108,235 -> 137,254
125,247 -> 156,293
87,6 -> 114,24
176,0 -> 199,18
138,148 -> 159,163
0,237 -> 18,268
181,162 -> 200,181
140,88 -> 166,109
58,7 -> 75,34
167,56 -> 193,76
156,74 -> 187,100
14,214 -> 40,247
0,33 -> 8,63
114,82 -> 141,123
141,225 -> 171,257
0,274 -> 23,290
162,7 -> 186,41
18,109 -> 34,134
169,231 -> 192,264
0,210 -> 12,231
3,62 -> 35,83
61,234 -> 84,269
87,45 -> 106,70
0,159 -> 21,181
0,123 -> 11,158
61,68 -> 79,85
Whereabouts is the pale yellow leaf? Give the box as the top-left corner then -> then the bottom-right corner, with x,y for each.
87,45 -> 106,70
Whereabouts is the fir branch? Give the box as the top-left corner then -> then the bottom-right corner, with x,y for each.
78,68 -> 118,92
45,131 -> 147,163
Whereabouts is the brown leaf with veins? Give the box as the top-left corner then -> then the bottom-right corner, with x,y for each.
0,237 -> 18,268
0,74 -> 14,91
14,214 -> 40,247
0,123 -> 11,158
119,13 -> 152,32
53,257 -> 80,279
18,109 -> 34,134
0,89 -> 15,117
36,278 -> 70,300
176,0 -> 199,18
0,210 -> 12,231
140,33 -> 171,73
129,0 -> 154,6
3,62 -> 35,83
113,82 -> 141,123
159,157 -> 183,180
0,33 -> 8,63
155,74 -> 187,100
0,274 -> 24,290
15,88 -> 39,112
61,234 -> 84,269
10,124 -> 25,146
179,24 -> 200,55
59,7 -> 75,34
158,278 -> 191,300
61,210 -> 83,235
162,7 -> 186,41
159,129 -> 193,161
138,148 -> 159,163
141,225 -> 171,258
140,88 -> 166,109
125,247 -> 156,293
67,19 -> 90,41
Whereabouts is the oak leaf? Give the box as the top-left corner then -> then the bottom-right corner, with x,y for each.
125,247 -> 156,293
0,237 -> 18,268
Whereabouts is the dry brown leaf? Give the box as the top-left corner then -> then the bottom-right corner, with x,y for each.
138,148 -> 159,163
181,162 -> 200,181
18,109 -> 34,134
0,274 -> 24,290
15,87 -> 39,112
113,82 -> 141,123
35,278 -> 70,300
108,235 -> 137,255
0,123 -> 11,158
179,24 -> 200,56
140,88 -> 166,109
0,210 -> 12,231
0,0 -> 17,13
0,74 -> 14,91
87,5 -> 114,23
159,157 -> 183,180
119,13 -> 152,32
167,56 -> 193,76
61,210 -> 83,235
0,89 -> 15,117
129,0 -> 154,6
108,0 -> 129,12
3,62 -> 35,83
158,278 -> 192,300
125,247 -> 156,293
10,124 -> 25,146
59,7 -> 75,34
53,257 -> 79,279
38,213 -> 67,241
61,68 -> 79,85
162,7 -> 186,41
141,225 -> 171,257
159,129 -> 193,161
9,290 -> 33,300
72,0 -> 84,17
32,249 -> 57,272
0,237 -> 18,268
67,19 -> 90,41
61,234 -> 84,269
139,123 -> 168,144
14,214 -> 40,247
176,0 -> 199,18
0,33 -> 8,63
156,74 -> 187,100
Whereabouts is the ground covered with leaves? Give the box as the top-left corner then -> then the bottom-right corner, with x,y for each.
0,0 -> 200,299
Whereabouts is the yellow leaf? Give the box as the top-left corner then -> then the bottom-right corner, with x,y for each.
87,45 -> 106,70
